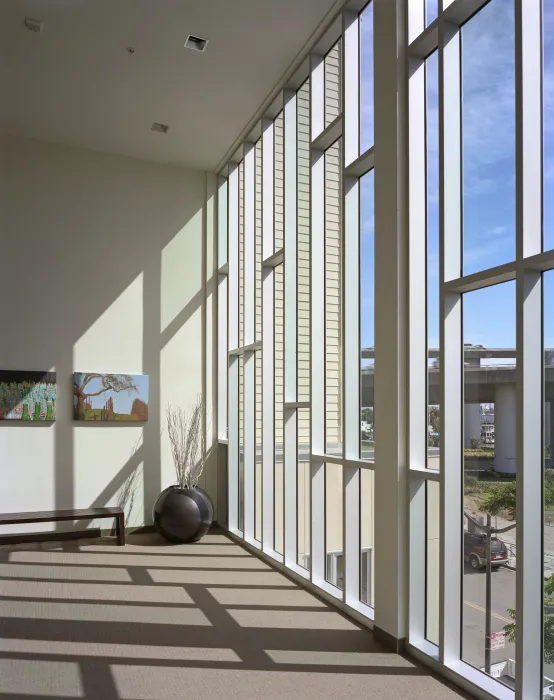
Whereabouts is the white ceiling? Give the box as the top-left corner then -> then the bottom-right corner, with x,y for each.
0,0 -> 338,171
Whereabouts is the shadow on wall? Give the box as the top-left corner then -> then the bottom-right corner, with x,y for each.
0,134 -> 217,534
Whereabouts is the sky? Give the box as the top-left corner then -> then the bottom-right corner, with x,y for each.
75,374 -> 149,413
358,0 -> 554,352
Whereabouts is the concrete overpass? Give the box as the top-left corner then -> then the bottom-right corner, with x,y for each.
361,346 -> 554,474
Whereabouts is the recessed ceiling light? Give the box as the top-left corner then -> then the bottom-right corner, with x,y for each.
184,35 -> 208,52
151,123 -> 169,134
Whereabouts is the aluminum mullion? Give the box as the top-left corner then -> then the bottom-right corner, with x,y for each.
343,10 -> 359,167
438,17 -> 462,665
227,164 -> 240,531
284,88 -> 298,567
515,0 -> 543,696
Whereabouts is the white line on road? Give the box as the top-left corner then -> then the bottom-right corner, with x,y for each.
464,600 -> 512,624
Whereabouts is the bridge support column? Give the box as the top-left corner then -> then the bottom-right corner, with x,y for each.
464,403 -> 481,448
494,383 -> 516,474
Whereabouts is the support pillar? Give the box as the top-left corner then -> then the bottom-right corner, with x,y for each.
464,403 -> 481,448
494,383 -> 517,474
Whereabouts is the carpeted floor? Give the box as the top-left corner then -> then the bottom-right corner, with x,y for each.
0,531 -> 470,699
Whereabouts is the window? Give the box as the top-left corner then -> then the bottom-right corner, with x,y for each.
462,283 -> 516,685
325,140 -> 343,456
359,2 -> 374,155
461,0 -> 515,275
360,171 -> 374,458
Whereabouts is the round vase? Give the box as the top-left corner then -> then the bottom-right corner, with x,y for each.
153,486 -> 214,544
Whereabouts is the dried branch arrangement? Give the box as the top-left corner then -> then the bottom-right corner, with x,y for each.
166,397 -> 206,489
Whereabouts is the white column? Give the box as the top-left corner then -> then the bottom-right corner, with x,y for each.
494,383 -> 517,474
463,403 -> 481,448
373,0 -> 408,647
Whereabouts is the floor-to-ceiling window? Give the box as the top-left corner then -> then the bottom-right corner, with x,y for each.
219,0 -> 376,616
217,0 -> 549,697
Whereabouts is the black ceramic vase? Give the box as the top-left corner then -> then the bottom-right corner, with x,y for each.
153,486 -> 214,543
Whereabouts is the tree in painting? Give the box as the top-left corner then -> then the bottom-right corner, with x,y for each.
73,374 -> 138,420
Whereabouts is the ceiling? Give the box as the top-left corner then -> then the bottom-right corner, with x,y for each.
0,0 -> 339,171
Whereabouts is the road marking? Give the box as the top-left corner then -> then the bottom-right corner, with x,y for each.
463,600 -> 512,624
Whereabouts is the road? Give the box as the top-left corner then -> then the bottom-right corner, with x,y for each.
462,565 -> 554,683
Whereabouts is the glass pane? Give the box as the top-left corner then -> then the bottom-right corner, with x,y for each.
462,282 -> 516,686
255,350 -> 262,543
238,354 -> 244,533
325,140 -> 343,455
325,41 -> 341,128
298,408 -> 311,570
426,0 -> 438,26
274,111 -> 284,251
462,0 -> 515,276
325,462 -> 343,589
544,272 -> 554,688
360,171 -> 374,459
239,161 -> 245,346
360,469 -> 374,606
359,2 -> 374,155
544,1 -> 554,251
298,80 -> 311,404
427,50 -> 440,466
255,139 -> 262,344
426,480 -> 440,645
274,264 -> 284,555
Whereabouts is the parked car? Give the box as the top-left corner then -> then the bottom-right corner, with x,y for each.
463,531 -> 509,570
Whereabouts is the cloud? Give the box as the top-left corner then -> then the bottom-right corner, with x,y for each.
461,0 -> 515,196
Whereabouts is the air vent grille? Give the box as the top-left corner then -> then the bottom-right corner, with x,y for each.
24,17 -> 43,33
151,123 -> 169,134
184,35 -> 208,52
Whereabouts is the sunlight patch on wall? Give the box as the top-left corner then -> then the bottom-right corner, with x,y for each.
74,273 -> 143,373
160,308 -> 202,488
161,210 -> 202,333
73,427 -> 144,527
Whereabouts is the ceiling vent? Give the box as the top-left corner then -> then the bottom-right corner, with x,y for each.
184,35 -> 208,52
151,123 -> 169,134
24,17 -> 43,33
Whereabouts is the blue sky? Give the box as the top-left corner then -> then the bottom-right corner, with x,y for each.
359,0 -> 554,352
75,374 -> 149,413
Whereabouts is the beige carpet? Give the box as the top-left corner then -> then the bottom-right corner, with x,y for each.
0,531 -> 470,700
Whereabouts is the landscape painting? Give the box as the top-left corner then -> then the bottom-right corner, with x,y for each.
0,370 -> 57,421
73,373 -> 149,421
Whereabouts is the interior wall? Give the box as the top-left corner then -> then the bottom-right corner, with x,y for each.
0,134 -> 217,535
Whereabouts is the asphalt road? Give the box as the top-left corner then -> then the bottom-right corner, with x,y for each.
462,565 -> 554,682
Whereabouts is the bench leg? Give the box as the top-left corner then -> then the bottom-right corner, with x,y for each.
116,515 -> 125,546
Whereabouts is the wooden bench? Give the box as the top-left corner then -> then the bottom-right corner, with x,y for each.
0,507 -> 125,545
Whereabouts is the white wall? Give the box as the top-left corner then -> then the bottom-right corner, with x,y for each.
0,134 -> 216,535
